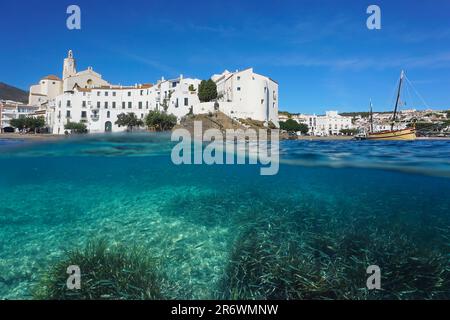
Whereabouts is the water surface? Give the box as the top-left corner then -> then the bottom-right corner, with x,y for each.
0,135 -> 449,299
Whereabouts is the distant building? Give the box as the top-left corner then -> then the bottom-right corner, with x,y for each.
280,111 -> 353,136
0,100 -> 39,132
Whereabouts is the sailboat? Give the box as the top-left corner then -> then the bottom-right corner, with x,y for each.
366,70 -> 416,141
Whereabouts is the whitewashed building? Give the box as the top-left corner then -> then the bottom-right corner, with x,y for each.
280,111 -> 354,136
0,100 -> 39,132
307,111 -> 353,136
30,50 -> 279,134
199,68 -> 279,126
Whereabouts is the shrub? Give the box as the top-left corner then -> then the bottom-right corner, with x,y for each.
279,119 -> 308,134
145,110 -> 177,131
65,122 -> 87,134
115,113 -> 143,132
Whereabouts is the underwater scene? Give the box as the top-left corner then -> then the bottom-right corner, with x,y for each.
0,135 -> 449,300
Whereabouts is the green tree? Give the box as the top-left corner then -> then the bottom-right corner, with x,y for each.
27,116 -> 45,133
145,110 -> 177,131
280,119 -> 309,134
10,118 -> 26,131
115,113 -> 143,132
10,116 -> 45,133
198,79 -> 218,102
65,122 -> 88,134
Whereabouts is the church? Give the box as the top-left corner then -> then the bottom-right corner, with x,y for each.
29,50 -> 109,106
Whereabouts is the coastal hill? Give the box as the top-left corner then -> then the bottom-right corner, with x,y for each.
175,111 -> 246,135
175,111 -> 287,139
0,82 -> 29,103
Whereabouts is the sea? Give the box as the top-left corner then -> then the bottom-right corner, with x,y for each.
0,134 -> 449,299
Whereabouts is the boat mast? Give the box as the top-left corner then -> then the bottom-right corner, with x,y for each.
391,70 -> 404,130
369,99 -> 374,133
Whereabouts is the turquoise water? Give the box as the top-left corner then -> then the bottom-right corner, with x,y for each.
0,134 -> 449,299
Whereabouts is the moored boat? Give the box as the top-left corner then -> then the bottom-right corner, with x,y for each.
366,127 -> 416,140
366,70 -> 416,141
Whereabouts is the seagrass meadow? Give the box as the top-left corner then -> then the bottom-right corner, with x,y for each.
0,134 -> 449,299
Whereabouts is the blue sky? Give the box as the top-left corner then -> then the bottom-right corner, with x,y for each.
1,0 -> 450,113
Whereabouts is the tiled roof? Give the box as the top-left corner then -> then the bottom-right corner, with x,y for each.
43,75 -> 62,81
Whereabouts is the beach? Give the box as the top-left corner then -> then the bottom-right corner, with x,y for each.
0,133 -> 63,141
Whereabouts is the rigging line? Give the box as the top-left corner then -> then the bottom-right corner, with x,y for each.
404,75 -> 430,109
405,79 -> 413,109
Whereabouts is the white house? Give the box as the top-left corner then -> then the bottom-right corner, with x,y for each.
156,75 -> 201,119
201,68 -> 279,126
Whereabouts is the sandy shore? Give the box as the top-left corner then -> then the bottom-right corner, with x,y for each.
293,135 -> 354,141
0,133 -> 63,141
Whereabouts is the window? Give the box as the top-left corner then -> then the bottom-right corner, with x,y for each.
140,90 -> 144,96
113,92 -> 116,96
97,102 -> 101,108
141,114 -> 144,119
81,111 -> 87,118
237,87 -> 241,91
128,102 -> 132,109
139,102 -> 142,109
82,101 -> 86,107
104,102 -> 108,109
237,76 -> 240,80
97,91 -> 100,96
146,101 -> 149,109
128,92 -> 131,97
184,98 -> 188,106
122,102 -> 125,109
105,91 -> 109,96
66,110 -> 71,118
107,111 -> 110,118
66,100 -> 71,107
112,102 -> 116,109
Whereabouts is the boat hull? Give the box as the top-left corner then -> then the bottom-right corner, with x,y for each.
367,128 -> 416,141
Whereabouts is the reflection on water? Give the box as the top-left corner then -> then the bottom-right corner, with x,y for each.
0,134 -> 449,299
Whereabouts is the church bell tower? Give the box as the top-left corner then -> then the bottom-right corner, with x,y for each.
63,50 -> 77,79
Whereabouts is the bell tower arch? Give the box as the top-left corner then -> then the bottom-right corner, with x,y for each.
63,50 -> 77,79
